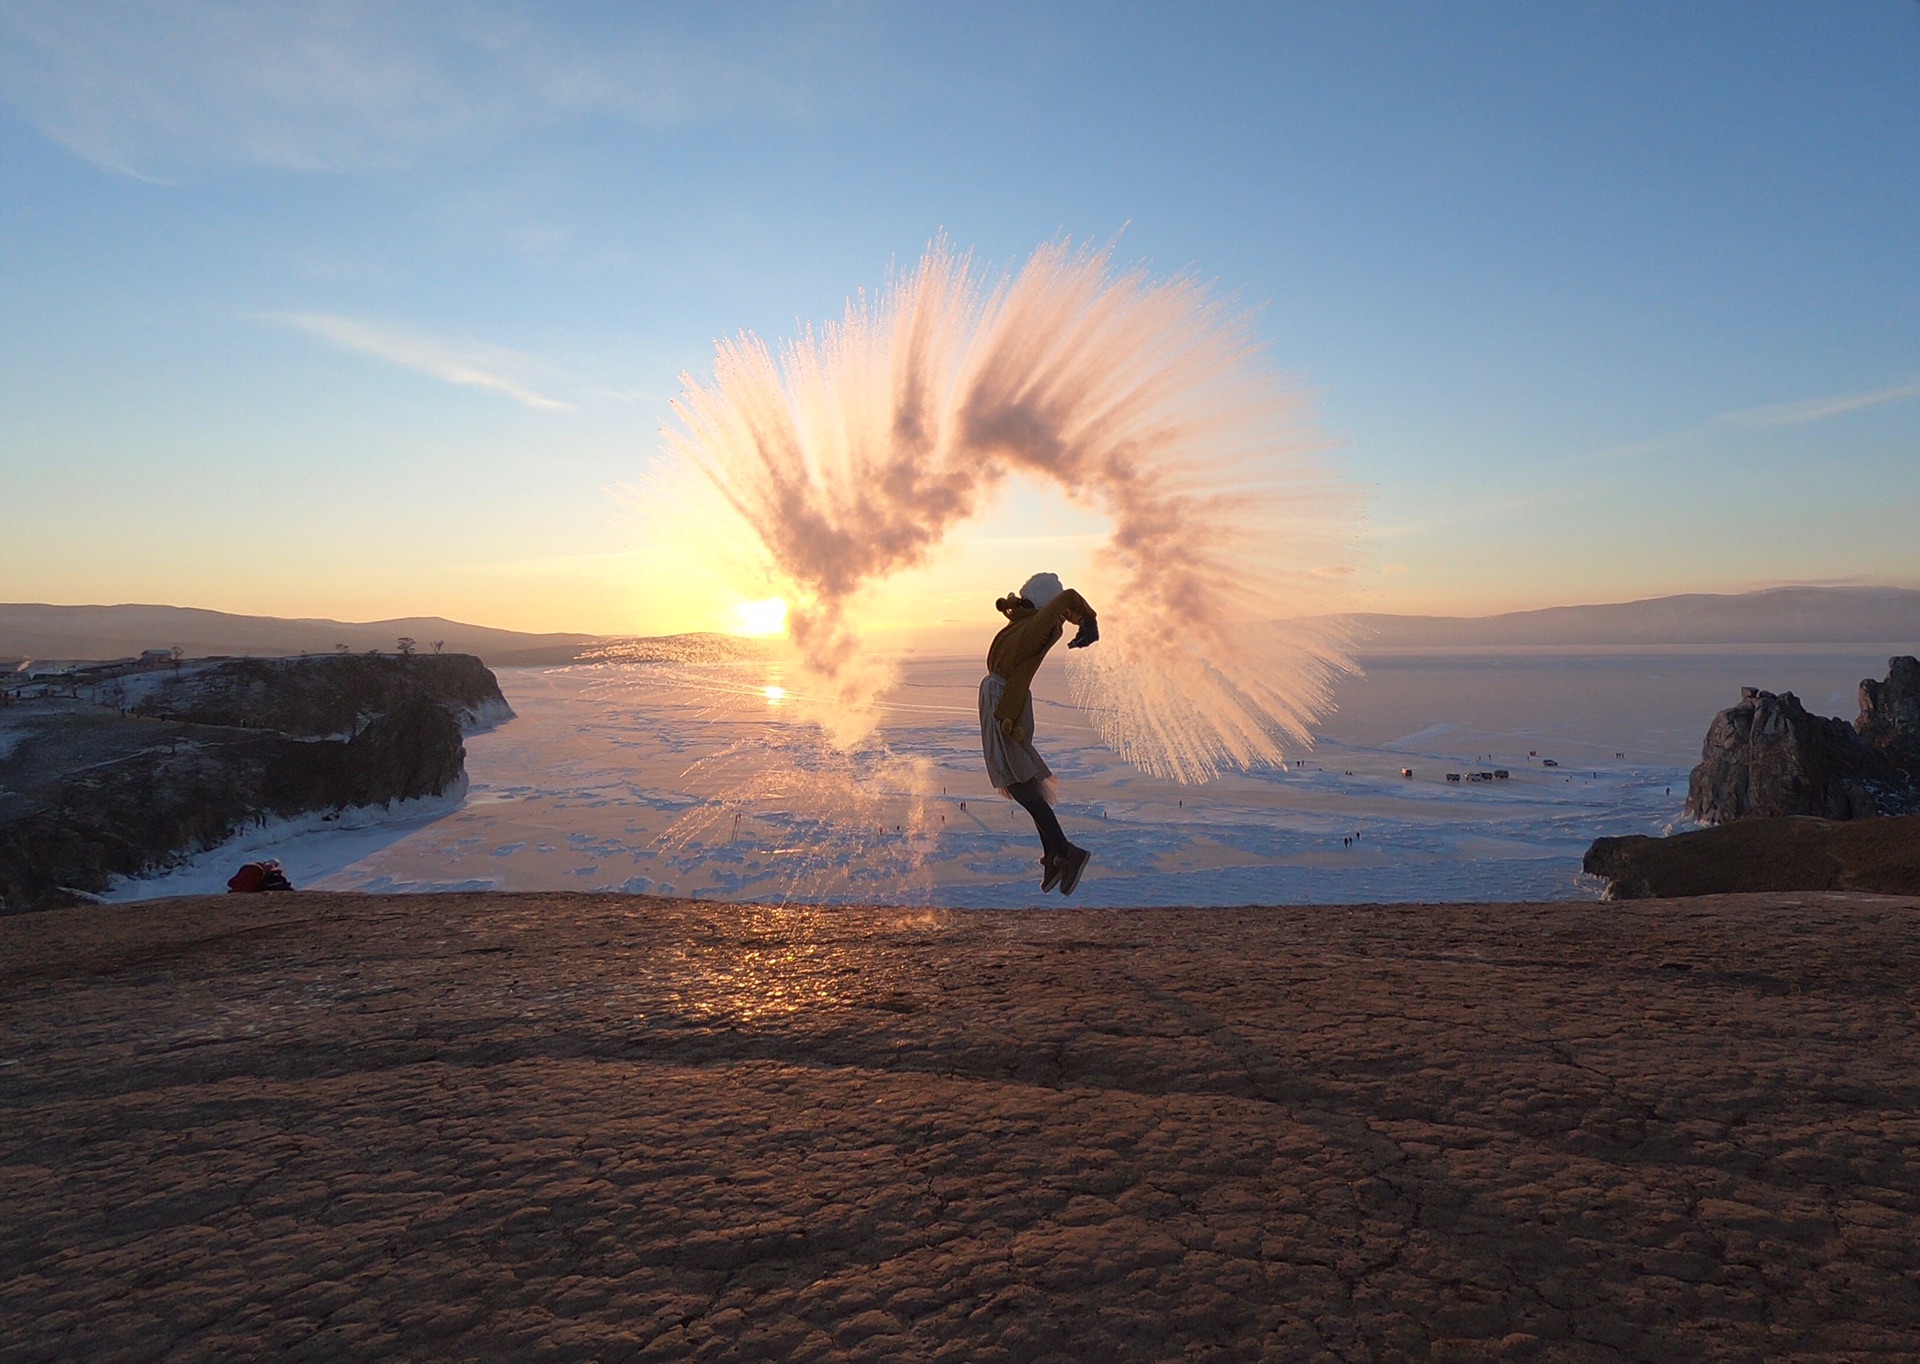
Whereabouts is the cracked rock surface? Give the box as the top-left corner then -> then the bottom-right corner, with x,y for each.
4,890 -> 1919,1361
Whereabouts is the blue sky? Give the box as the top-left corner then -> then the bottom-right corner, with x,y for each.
2,1 -> 1916,633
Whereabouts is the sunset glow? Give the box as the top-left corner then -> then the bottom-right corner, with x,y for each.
0,8 -> 1911,632
730,598 -> 789,637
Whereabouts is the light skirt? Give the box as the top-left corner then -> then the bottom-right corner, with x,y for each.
979,673 -> 1053,794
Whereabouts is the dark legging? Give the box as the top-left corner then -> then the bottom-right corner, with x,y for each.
1006,778 -> 1071,862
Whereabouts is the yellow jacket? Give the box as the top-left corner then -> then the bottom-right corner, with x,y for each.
987,588 -> 1096,740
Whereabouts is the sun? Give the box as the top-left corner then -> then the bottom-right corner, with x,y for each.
729,597 -> 789,637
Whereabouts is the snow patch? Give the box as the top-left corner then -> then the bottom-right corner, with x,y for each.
102,777 -> 470,902
459,697 -> 516,735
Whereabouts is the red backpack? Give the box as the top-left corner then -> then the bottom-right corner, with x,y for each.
227,863 -> 268,893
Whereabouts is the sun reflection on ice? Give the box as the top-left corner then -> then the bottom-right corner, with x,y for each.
658,735 -> 947,906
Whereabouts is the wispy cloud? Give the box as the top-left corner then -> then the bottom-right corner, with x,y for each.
1718,378 -> 1920,428
1556,374 -> 1920,471
0,1 -> 875,179
271,312 -> 572,411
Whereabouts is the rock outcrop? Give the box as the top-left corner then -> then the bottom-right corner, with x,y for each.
1585,813 -> 1920,899
0,654 -> 508,912
1856,654 -> 1920,773
128,652 -> 513,737
1684,656 -> 1920,824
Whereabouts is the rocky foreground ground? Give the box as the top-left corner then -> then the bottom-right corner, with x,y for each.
4,891 -> 1919,1362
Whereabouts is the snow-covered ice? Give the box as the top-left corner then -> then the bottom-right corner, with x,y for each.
99,643 -> 1902,908
99,784 -> 472,901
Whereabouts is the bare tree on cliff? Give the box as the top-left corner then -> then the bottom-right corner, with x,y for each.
396,637 -> 416,658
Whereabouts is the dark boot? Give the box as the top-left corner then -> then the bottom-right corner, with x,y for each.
1040,856 -> 1063,892
1056,845 -> 1091,896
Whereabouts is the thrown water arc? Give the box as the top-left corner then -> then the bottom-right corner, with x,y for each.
660,237 -> 1364,783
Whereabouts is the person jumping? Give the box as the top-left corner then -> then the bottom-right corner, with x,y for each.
979,571 -> 1099,895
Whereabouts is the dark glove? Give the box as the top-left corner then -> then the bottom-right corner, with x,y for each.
1068,617 -> 1099,648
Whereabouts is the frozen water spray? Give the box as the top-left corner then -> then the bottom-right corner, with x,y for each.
655,239 -> 1364,784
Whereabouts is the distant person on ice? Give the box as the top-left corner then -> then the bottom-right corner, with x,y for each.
981,572 -> 1099,895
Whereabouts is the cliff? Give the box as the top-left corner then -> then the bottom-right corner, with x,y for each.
1582,656 -> 1920,898
0,654 -> 510,912
1856,653 -> 1920,774
1684,656 -> 1920,824
127,651 -> 514,737
1584,814 -> 1920,899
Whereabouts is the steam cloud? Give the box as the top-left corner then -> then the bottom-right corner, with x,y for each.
660,239 -> 1364,783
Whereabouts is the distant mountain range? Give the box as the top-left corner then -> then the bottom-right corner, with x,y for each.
0,603 -> 598,666
1349,587 -> 1920,649
4,587 -> 1917,666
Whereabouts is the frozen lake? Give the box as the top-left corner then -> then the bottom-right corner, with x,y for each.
111,644 -> 1909,907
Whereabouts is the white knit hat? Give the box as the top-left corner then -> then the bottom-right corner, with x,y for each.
1019,572 -> 1064,608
